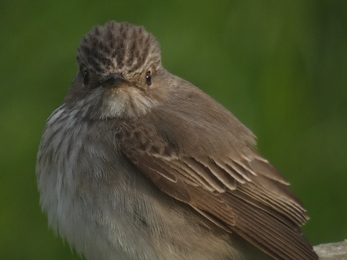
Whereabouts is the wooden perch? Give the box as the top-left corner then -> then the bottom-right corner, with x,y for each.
315,240 -> 347,259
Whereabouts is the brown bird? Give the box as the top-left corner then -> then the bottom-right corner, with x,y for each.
36,21 -> 318,260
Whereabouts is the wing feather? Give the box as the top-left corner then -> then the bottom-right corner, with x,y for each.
117,101 -> 317,259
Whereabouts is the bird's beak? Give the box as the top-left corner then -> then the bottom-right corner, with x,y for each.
101,73 -> 127,89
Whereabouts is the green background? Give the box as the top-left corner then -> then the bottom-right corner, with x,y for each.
1,0 -> 346,259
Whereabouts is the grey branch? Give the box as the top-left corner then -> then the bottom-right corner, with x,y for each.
315,240 -> 347,259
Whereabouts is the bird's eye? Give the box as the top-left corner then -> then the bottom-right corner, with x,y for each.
83,69 -> 89,85
145,71 -> 152,86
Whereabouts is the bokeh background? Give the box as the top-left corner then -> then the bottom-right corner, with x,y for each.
1,0 -> 346,259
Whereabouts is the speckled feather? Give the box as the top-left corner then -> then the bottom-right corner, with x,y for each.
76,22 -> 161,81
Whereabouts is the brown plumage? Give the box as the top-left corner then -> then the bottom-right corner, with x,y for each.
37,21 -> 318,260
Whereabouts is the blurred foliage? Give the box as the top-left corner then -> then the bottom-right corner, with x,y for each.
1,0 -> 346,259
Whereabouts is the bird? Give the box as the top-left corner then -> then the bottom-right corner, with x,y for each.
36,21 -> 318,260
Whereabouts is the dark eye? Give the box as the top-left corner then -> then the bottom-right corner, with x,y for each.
83,69 -> 89,85
145,71 -> 152,86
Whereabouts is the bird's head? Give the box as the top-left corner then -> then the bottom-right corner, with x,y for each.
64,21 -> 165,120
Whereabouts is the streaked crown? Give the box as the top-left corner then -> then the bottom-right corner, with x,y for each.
76,21 -> 161,80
